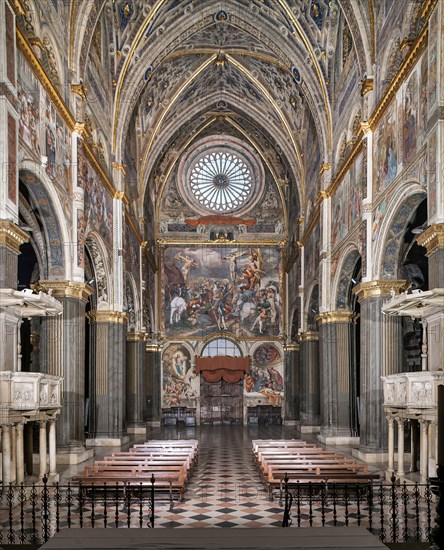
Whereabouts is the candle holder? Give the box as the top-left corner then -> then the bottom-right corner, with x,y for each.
428,464 -> 444,550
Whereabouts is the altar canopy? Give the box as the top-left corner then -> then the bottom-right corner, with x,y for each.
195,356 -> 250,383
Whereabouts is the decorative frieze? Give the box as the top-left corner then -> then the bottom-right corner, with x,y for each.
382,371 -> 444,409
35,281 -> 93,301
316,311 -> 355,324
353,280 -> 408,300
0,371 -> 62,411
87,311 -> 129,324
417,224 -> 444,255
0,220 -> 29,253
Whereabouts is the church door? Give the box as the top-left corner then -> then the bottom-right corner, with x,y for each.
200,379 -> 243,425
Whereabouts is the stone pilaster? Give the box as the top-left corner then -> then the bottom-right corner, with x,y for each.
299,331 -> 320,432
284,343 -> 300,423
36,281 -> 93,462
353,280 -> 404,460
317,311 -> 360,445
145,341 -> 161,426
0,220 -> 29,288
87,311 -> 128,445
126,332 -> 147,435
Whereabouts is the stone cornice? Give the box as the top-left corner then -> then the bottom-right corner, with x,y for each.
299,331 -> 319,342
35,281 -> 93,301
417,224 -> 444,255
127,332 -> 147,342
353,280 -> 408,301
87,311 -> 129,324
0,220 -> 29,253
316,311 -> 355,324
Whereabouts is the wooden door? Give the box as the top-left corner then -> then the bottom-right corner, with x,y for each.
200,379 -> 243,424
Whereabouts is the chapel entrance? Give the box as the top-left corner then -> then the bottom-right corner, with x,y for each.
200,379 -> 243,425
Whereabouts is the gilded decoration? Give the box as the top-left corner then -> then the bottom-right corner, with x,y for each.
417,224 -> 444,255
126,332 -> 147,342
317,311 -> 356,324
353,280 -> 408,301
299,331 -> 319,342
0,220 -> 29,253
87,311 -> 129,324
35,281 -> 93,301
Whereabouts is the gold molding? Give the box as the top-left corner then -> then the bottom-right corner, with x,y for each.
157,238 -> 285,247
114,191 -> 125,200
317,311 -> 355,324
369,24 -> 428,131
368,0 -> 375,65
417,224 -> 444,255
0,220 -> 29,253
127,332 -> 147,342
35,280 -> 93,301
69,0 -> 77,69
299,331 -> 319,342
319,163 -> 331,175
420,0 -> 439,20
9,0 -> 26,15
73,122 -> 86,136
353,280 -> 408,300
87,311 -> 129,324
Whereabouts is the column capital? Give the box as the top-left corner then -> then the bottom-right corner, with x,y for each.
394,416 -> 406,426
87,310 -> 128,324
386,413 -> 395,424
317,310 -> 355,324
34,281 -> 94,301
0,220 -> 29,253
284,343 -> 300,351
417,224 -> 444,256
353,280 -> 408,301
146,342 -> 163,352
127,331 -> 147,342
418,418 -> 431,427
299,331 -> 319,341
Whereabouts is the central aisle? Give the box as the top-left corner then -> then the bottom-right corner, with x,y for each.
152,425 -> 285,527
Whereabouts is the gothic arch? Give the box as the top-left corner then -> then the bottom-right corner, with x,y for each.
19,164 -> 70,279
333,246 -> 361,310
375,185 -> 426,279
84,233 -> 112,310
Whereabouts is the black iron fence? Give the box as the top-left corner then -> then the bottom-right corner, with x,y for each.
0,475 -> 155,546
281,477 -> 436,544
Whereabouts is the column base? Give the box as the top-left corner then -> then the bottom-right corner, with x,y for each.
318,435 -> 360,445
352,448 -> 412,463
127,425 -> 147,435
300,425 -> 321,434
47,473 -> 60,484
147,421 -> 161,428
283,420 -> 298,426
86,436 -> 130,447
55,448 -> 94,465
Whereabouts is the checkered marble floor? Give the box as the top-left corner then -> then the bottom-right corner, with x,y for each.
152,426 -> 285,527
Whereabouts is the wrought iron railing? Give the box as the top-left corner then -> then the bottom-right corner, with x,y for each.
281,477 -> 436,544
0,475 -> 155,545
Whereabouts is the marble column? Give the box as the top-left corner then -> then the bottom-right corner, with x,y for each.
145,342 -> 161,426
39,420 -> 47,479
386,414 -> 395,480
1,424 -> 12,484
318,311 -> 359,444
419,419 -> 429,482
353,281 -> 404,459
410,420 -> 419,472
299,331 -> 320,432
15,423 -> 24,484
48,419 -> 58,481
284,343 -> 300,423
396,417 -> 405,478
126,332 -> 147,435
87,311 -> 128,445
37,281 -> 93,462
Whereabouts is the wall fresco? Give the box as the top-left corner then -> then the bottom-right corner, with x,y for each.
162,344 -> 198,408
373,99 -> 398,194
403,71 -> 418,165
245,344 -> 283,407
161,245 -> 282,339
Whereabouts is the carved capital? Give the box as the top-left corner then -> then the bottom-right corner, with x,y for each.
114,191 -> 125,200
35,280 -> 93,301
127,332 -> 147,342
299,331 -> 319,342
353,280 -> 408,301
317,310 -> 355,324
87,311 -> 129,324
417,224 -> 444,255
71,83 -> 87,102
361,77 -> 374,96
0,220 -> 29,253
112,162 -> 126,175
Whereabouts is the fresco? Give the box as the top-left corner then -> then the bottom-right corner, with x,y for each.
245,344 -> 283,407
428,129 -> 437,219
78,143 -> 113,250
304,226 -> 319,284
161,245 -> 282,339
162,344 -> 198,408
331,172 -> 348,247
373,99 -> 398,194
348,152 -> 363,228
428,7 -> 438,107
124,218 -> 140,284
403,71 -> 418,165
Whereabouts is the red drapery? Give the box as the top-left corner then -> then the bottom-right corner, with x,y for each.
195,356 -> 250,384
